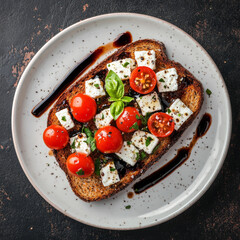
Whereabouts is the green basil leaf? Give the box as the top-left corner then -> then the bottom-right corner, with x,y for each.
76,169 -> 84,176
110,101 -> 124,120
129,122 -> 139,130
121,96 -> 134,103
94,158 -> 101,176
105,70 -> 124,99
145,137 -> 153,147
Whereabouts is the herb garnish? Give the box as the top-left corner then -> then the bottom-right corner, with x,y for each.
105,70 -> 133,119
125,205 -> 131,209
127,141 -> 132,146
76,169 -> 84,176
94,83 -> 100,88
206,88 -> 212,96
136,113 -> 151,126
61,116 -> 66,121
136,151 -> 147,161
82,127 -> 96,151
140,151 -> 147,159
94,158 -> 101,176
110,167 -> 116,172
101,113 -> 104,120
129,122 -> 139,130
71,139 -> 76,149
122,62 -> 129,68
145,137 -> 153,146
167,109 -> 171,114
159,78 -> 165,82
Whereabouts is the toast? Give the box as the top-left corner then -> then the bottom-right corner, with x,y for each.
48,39 -> 203,202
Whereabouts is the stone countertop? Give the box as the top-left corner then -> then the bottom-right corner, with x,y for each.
0,0 -> 239,239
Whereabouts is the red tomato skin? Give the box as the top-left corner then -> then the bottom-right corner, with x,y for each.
147,112 -> 175,138
95,126 -> 123,153
43,125 -> 69,150
116,107 -> 141,133
66,153 -> 95,178
130,66 -> 157,94
70,94 -> 97,122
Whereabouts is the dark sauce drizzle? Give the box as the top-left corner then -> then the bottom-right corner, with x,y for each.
31,31 -> 132,117
133,113 -> 212,194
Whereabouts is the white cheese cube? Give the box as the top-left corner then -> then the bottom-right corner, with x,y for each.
115,141 -> 139,166
131,130 -> 159,154
156,68 -> 178,92
85,77 -> 106,99
55,108 -> 75,130
100,161 -> 120,187
134,50 -> 156,69
107,58 -> 136,80
95,108 -> 113,129
70,133 -> 91,156
136,92 -> 162,116
168,98 -> 193,130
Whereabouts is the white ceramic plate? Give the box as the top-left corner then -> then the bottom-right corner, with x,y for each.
12,13 -> 231,230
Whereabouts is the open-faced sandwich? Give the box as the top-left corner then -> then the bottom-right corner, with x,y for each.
42,39 -> 203,201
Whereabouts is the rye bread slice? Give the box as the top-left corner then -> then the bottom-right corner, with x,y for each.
47,39 -> 203,202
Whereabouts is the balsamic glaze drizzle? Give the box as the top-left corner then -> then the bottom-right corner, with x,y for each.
133,113 -> 212,194
31,32 -> 132,117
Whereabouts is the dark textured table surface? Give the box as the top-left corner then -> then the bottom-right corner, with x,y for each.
1,0 -> 239,239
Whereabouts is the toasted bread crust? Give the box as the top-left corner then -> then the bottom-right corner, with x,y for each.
47,40 -> 203,202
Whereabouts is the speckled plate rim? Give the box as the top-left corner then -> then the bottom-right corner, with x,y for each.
11,13 -> 232,230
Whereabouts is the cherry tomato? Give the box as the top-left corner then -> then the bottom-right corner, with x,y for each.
70,94 -> 97,122
130,66 -> 157,94
147,112 -> 175,137
95,126 -> 123,153
116,107 -> 141,133
66,153 -> 95,178
43,125 -> 69,150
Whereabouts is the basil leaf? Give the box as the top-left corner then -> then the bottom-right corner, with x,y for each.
76,169 -> 84,176
110,167 -> 116,172
105,70 -> 124,99
61,116 -> 66,121
129,122 -> 139,130
122,62 -> 129,67
83,127 -> 96,152
145,137 -> 153,146
94,158 -> 101,176
110,101 -> 124,120
140,151 -> 147,160
125,205 -> 131,209
121,96 -> 134,103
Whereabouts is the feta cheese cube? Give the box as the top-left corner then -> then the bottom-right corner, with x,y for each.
70,133 -> 91,155
95,108 -> 113,129
156,68 -> 178,92
134,50 -> 156,69
85,77 -> 106,99
55,108 -> 75,130
100,161 -> 120,187
131,130 -> 159,154
115,141 -> 139,166
107,58 -> 136,80
136,92 -> 162,116
168,98 -> 193,130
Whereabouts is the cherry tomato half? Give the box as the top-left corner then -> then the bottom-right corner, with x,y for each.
130,66 -> 157,94
147,112 -> 175,137
66,153 -> 95,178
70,94 -> 97,122
43,125 -> 69,150
95,126 -> 123,153
116,107 -> 141,133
